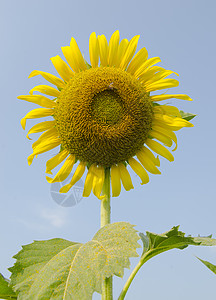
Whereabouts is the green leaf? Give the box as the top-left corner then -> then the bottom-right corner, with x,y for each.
118,227 -> 216,300
139,233 -> 149,253
10,222 -> 140,300
140,226 -> 216,264
180,110 -> 196,121
192,235 -> 216,246
197,257 -> 216,275
0,273 -> 17,299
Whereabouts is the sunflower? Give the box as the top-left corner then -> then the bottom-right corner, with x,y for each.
19,30 -> 193,200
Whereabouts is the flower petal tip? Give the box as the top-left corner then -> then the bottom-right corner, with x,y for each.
140,179 -> 149,185
46,176 -> 53,183
27,155 -> 34,165
45,169 -> 53,175
28,70 -> 38,78
21,118 -> 26,130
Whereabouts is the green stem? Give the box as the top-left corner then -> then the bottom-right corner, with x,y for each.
101,168 -> 113,300
101,168 -> 111,227
118,260 -> 143,300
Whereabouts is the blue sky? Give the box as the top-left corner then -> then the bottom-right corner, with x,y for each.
1,0 -> 216,299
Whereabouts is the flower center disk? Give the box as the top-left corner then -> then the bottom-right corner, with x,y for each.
91,90 -> 123,125
54,67 -> 153,167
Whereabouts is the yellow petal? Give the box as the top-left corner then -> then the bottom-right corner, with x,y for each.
146,79 -> 179,92
98,34 -> 108,66
156,115 -> 194,128
150,94 -> 192,102
134,57 -> 161,78
140,146 -> 160,166
128,157 -> 149,184
92,165 -> 105,200
21,108 -> 54,130
171,118 -> 194,128
111,165 -> 121,197
60,161 -> 86,193
61,46 -> 79,73
28,136 -> 61,165
118,163 -> 134,191
26,120 -> 55,139
150,130 -> 173,147
145,70 -> 179,86
18,95 -> 56,108
146,139 -> 174,162
91,164 -> 100,197
46,155 -> 75,183
119,35 -> 140,70
127,47 -> 148,75
70,37 -> 87,71
108,30 -> 120,66
153,118 -> 182,132
50,55 -> 74,82
46,149 -> 69,174
89,32 -> 99,68
154,105 -> 181,118
83,164 -> 96,197
27,154 -> 36,166
138,66 -> 164,82
32,128 -> 58,150
115,39 -> 129,67
29,85 -> 60,97
136,150 -> 161,174
29,70 -> 65,88
152,124 -> 178,151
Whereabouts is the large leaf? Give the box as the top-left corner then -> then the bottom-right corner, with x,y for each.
10,222 -> 140,300
0,273 -> 17,299
197,257 -> 216,275
118,227 -> 216,300
139,226 -> 216,264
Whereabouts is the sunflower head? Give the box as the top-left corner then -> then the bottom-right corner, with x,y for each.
55,67 -> 153,167
19,30 -> 193,199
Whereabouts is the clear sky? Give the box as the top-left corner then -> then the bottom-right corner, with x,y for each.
1,0 -> 216,299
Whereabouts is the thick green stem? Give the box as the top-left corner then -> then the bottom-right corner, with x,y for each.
101,168 -> 113,300
118,260 -> 143,300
